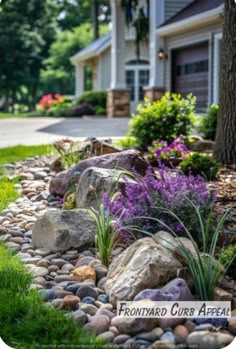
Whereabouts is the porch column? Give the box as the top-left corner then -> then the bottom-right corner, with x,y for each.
75,63 -> 84,98
145,0 -> 165,102
107,0 -> 130,117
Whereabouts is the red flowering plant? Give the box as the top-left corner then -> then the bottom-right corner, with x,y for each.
148,136 -> 190,166
39,94 -> 64,110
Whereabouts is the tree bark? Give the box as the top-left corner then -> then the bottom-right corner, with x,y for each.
214,0 -> 236,164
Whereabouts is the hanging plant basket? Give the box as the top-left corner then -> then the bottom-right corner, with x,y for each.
121,0 -> 149,59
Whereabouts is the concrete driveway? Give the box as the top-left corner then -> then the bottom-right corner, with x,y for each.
0,117 -> 130,148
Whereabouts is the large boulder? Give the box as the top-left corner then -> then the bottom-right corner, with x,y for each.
76,167 -> 136,209
105,237 -> 183,304
49,150 -> 149,196
32,209 -> 96,252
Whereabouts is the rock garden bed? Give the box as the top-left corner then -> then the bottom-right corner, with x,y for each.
0,137 -> 235,349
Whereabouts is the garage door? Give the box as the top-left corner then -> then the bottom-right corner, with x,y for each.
172,43 -> 209,110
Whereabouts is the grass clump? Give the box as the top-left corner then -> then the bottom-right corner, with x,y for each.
89,203 -> 120,267
0,144 -> 51,165
0,244 -> 102,349
0,176 -> 19,211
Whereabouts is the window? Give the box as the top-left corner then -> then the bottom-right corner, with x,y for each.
84,66 -> 93,91
176,60 -> 209,76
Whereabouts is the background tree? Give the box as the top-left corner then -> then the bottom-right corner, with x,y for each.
214,0 -> 236,164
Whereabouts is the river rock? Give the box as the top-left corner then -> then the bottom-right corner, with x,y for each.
105,237 -> 182,303
32,209 -> 96,251
49,150 -> 149,196
84,314 -> 110,335
76,167 -> 136,209
187,331 -> 234,349
71,266 -> 96,283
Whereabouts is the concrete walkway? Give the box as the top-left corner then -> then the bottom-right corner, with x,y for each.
0,117 -> 130,148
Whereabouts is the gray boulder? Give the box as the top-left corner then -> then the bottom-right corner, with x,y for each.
32,209 -> 96,252
76,167 -> 136,209
105,237 -> 183,304
49,149 -> 149,196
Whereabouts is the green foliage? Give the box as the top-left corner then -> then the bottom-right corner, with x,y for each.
0,0 -> 58,111
118,134 -> 138,149
0,244 -> 101,348
88,204 -> 120,267
95,106 -> 107,116
201,104 -> 219,140
41,24 -> 109,95
0,176 -> 19,212
77,91 -> 107,110
218,244 -> 236,278
0,244 -> 32,291
180,152 -> 219,180
130,93 -> 195,149
0,145 -> 51,165
45,102 -> 72,117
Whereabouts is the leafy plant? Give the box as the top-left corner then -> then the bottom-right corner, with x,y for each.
95,106 -> 107,116
77,91 -> 107,110
148,136 -> 190,165
132,199 -> 230,301
201,104 -> 219,140
218,244 -> 236,278
103,167 -> 216,244
88,204 -> 120,267
118,134 -> 138,149
180,152 -> 219,180
129,93 -> 195,149
70,102 -> 95,117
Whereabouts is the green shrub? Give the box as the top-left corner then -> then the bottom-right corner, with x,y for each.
201,104 -> 219,140
77,91 -> 107,110
129,93 -> 195,149
180,152 -> 219,180
118,134 -> 138,149
95,105 -> 107,116
45,102 -> 72,117
218,244 -> 236,278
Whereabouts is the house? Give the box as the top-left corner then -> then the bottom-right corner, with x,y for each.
71,0 -> 223,116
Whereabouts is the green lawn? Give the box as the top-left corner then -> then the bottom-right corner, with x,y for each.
0,112 -> 29,119
0,144 -> 51,165
0,144 -> 52,212
0,244 -> 102,349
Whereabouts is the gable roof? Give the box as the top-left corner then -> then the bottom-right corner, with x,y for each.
71,32 -> 111,64
157,0 -> 224,37
160,0 -> 224,27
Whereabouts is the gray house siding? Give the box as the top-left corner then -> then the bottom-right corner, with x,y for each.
164,0 -> 193,21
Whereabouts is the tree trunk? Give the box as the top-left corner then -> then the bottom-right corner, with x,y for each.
214,0 -> 236,164
92,0 -> 99,40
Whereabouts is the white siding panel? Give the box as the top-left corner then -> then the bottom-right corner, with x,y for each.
165,0 -> 193,21
100,48 -> 111,90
